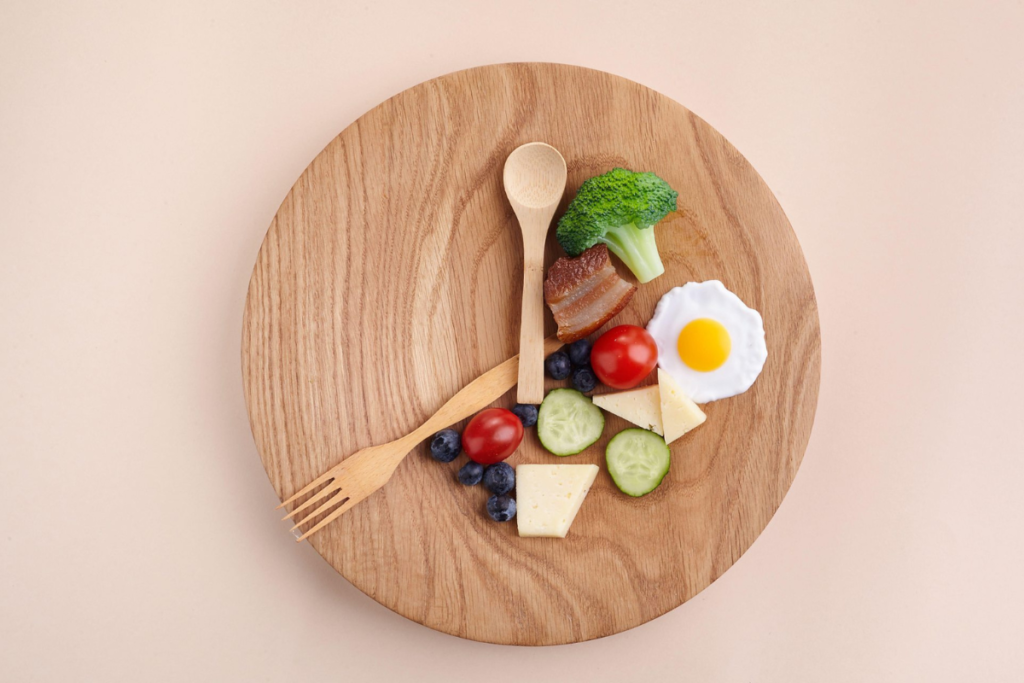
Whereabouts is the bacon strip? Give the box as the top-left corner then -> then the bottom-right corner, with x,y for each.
544,244 -> 637,343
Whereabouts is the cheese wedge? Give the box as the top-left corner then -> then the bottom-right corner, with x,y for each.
658,368 -> 706,444
516,464 -> 599,538
592,385 -> 663,435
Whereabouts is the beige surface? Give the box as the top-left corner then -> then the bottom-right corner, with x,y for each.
1,0 -> 1022,679
243,62 -> 820,644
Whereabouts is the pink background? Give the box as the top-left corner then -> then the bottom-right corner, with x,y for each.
2,1 -> 1023,680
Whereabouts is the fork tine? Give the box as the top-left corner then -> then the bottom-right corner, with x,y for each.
288,489 -> 348,530
296,495 -> 359,542
280,480 -> 342,521
276,470 -> 336,510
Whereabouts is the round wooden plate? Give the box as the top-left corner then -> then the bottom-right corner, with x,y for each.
242,63 -> 820,645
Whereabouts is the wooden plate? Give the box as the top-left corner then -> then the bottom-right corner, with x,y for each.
242,63 -> 820,645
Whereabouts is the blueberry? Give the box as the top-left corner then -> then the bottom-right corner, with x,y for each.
457,460 -> 484,485
486,495 -> 517,522
568,339 -> 592,367
511,403 -> 538,428
544,351 -> 571,380
571,365 -> 597,394
429,428 -> 460,462
483,462 -> 515,495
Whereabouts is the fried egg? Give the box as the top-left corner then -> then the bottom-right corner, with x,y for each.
646,280 -> 767,403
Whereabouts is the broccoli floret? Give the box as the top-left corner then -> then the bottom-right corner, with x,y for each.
556,168 -> 678,283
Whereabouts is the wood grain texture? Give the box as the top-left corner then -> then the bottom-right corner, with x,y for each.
242,63 -> 821,645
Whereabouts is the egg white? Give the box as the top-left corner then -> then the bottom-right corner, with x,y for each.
646,280 -> 767,403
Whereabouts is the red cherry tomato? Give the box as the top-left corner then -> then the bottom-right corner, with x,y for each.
591,325 -> 659,389
462,408 -> 524,464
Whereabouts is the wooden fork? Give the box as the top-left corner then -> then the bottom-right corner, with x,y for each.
280,336 -> 564,541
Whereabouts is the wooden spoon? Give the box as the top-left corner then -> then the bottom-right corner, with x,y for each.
503,142 -> 567,405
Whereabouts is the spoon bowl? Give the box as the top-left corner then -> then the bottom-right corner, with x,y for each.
504,143 -> 568,210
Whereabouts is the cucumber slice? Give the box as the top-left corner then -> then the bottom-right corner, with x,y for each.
605,428 -> 670,496
537,388 -> 605,456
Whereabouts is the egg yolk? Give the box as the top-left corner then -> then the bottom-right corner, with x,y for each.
677,318 -> 731,372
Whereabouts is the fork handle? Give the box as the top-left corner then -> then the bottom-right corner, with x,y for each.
413,336 -> 564,441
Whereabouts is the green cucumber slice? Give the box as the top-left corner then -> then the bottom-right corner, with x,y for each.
537,388 -> 605,456
605,428 -> 670,496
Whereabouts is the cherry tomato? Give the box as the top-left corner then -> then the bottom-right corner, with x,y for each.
462,408 -> 524,464
591,325 -> 659,389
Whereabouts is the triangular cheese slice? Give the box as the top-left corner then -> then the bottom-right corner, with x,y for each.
658,368 -> 706,444
592,385 -> 663,435
516,464 -> 599,538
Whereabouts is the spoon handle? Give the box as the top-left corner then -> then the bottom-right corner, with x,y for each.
517,238 -> 548,404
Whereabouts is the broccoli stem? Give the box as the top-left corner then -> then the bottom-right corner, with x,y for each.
596,222 -> 665,284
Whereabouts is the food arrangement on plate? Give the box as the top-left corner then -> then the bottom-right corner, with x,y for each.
424,167 -> 769,537
247,64 -> 821,645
